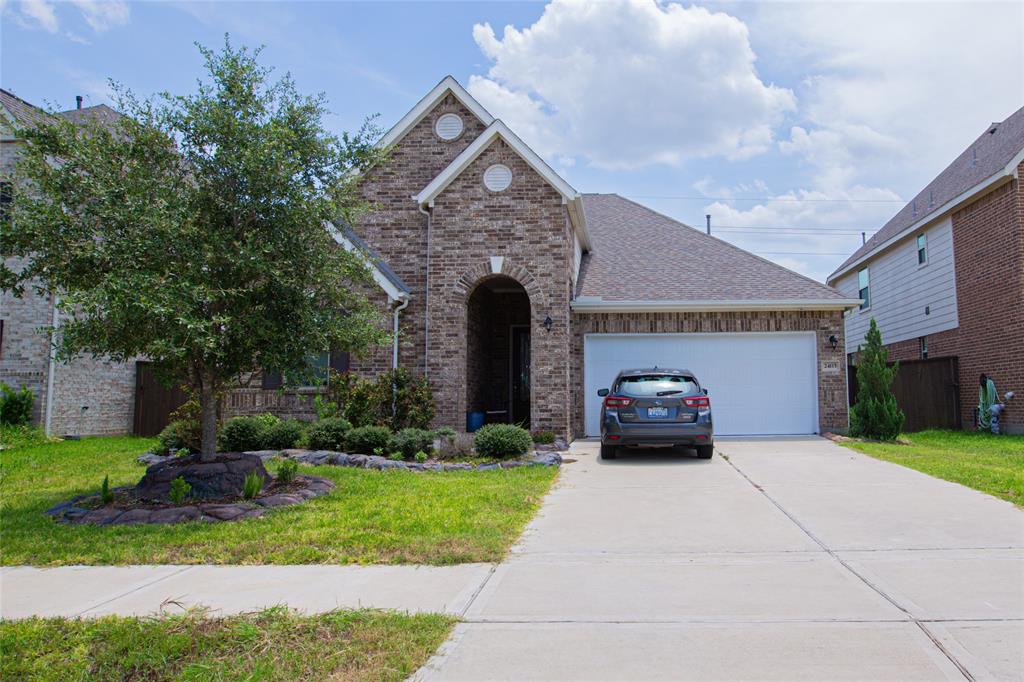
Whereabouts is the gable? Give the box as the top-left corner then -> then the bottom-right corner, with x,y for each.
378,75 -> 494,150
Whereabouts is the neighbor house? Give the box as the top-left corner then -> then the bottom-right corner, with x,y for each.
226,76 -> 860,439
0,89 -> 140,437
827,105 -> 1024,434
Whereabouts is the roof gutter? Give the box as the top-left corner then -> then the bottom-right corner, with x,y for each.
827,148 -> 1024,284
570,298 -> 863,313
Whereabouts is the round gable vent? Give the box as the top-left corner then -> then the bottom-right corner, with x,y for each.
483,164 -> 513,192
435,113 -> 463,140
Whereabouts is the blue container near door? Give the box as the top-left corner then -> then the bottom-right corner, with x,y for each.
466,411 -> 485,433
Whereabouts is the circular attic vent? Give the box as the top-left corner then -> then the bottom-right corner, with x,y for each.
434,113 -> 464,140
483,164 -> 513,192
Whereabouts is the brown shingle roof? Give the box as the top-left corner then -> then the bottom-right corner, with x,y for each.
0,88 -> 56,130
577,194 -> 848,302
828,105 -> 1024,282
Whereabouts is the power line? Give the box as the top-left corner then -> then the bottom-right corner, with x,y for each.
629,194 -> 904,203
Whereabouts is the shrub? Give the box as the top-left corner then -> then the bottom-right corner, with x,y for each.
166,400 -> 202,452
325,369 -> 435,430
219,416 -> 269,452
100,475 -> 113,504
276,458 -> 298,484
474,424 -> 533,459
390,427 -> 435,458
0,383 -> 34,426
242,471 -> 263,499
388,451 -> 404,461
850,318 -> 905,441
157,422 -> 186,454
436,432 -> 474,460
252,413 -> 281,430
414,450 -> 428,463
435,427 -> 456,440
305,417 -> 351,451
345,425 -> 393,455
175,447 -> 189,458
262,419 -> 304,450
532,430 -> 556,444
169,476 -> 191,504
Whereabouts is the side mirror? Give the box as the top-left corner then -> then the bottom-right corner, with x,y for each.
597,388 -> 609,397
702,388 -> 708,395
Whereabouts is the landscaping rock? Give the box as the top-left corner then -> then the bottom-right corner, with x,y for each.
255,494 -> 303,508
347,454 -> 368,467
137,451 -> 174,466
110,508 -> 156,525
476,463 -> 500,471
198,504 -> 254,521
79,507 -> 125,525
135,452 -> 270,501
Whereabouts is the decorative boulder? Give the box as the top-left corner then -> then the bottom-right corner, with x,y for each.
135,452 -> 270,501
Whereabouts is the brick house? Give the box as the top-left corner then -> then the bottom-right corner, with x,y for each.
1,89 -> 137,436
230,77 -> 859,439
828,105 -> 1024,434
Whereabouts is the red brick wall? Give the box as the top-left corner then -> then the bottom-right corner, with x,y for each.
881,169 -> 1023,433
570,310 -> 849,438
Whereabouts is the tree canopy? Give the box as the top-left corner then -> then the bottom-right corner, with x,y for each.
3,38 -> 390,458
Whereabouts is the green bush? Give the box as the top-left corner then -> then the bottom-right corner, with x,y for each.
414,450 -> 429,463
242,471 -> 263,499
305,417 -> 351,450
167,400 -> 202,452
0,383 -> 34,426
169,476 -> 191,504
157,422 -> 187,454
276,458 -> 298,484
219,416 -> 269,452
262,419 -> 304,450
346,425 -> 393,455
100,475 -> 113,504
850,318 -> 905,441
325,369 -> 435,430
532,430 -> 556,444
474,424 -> 533,459
389,427 -> 435,458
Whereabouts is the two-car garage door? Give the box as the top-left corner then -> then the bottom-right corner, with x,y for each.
583,333 -> 819,437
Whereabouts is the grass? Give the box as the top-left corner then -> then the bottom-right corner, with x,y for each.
0,607 -> 454,681
0,436 -> 557,566
841,429 -> 1024,505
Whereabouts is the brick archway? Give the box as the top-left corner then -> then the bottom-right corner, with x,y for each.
453,260 -> 545,310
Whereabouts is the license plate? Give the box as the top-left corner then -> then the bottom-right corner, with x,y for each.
647,407 -> 669,418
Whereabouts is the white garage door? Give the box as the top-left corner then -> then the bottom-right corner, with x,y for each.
583,333 -> 819,437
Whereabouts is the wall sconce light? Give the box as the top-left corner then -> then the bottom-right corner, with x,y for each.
828,334 -> 838,351
543,315 -> 553,333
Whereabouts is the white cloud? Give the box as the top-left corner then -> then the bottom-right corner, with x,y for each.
5,0 -> 128,35
467,0 -> 795,169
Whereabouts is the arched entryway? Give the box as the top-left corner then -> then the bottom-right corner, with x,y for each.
466,275 -> 532,426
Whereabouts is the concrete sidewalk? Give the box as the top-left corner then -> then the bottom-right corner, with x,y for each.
414,437 -> 1024,681
0,563 -> 493,619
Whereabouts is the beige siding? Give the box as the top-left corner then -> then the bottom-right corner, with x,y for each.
835,216 -> 959,353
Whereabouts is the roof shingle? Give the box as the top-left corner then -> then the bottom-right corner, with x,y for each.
577,194 -> 848,303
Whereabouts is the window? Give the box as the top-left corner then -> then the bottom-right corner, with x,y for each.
0,181 -> 11,226
616,374 -> 698,397
858,267 -> 870,310
919,336 -> 928,359
917,233 -> 927,264
260,350 -> 350,390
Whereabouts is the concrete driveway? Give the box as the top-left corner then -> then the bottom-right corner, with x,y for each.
415,437 -> 1024,681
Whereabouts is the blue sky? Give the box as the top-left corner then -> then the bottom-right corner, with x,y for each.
3,1 -> 1022,283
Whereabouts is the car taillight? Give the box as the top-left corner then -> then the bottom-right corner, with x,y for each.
684,396 -> 710,408
604,396 -> 634,408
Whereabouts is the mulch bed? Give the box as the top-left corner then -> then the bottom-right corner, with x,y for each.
45,474 -> 335,526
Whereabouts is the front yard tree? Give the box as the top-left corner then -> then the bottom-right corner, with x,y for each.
3,38 -> 388,460
850,318 -> 905,440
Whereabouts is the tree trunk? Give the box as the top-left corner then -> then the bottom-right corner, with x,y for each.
199,381 -> 218,462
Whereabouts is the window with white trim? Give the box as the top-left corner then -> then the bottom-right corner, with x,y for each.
858,267 -> 870,310
917,233 -> 927,265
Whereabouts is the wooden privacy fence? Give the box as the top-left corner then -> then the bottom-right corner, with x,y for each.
133,362 -> 189,437
848,356 -> 961,432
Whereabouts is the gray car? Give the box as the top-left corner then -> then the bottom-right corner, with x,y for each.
597,368 -> 713,460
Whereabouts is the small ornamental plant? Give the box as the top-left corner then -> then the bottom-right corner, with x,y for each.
100,475 -> 114,504
242,471 -> 263,500
305,417 -> 351,451
388,451 -> 404,461
414,450 -> 429,463
276,458 -> 298,484
532,430 -> 556,444
346,426 -> 393,455
169,476 -> 192,505
850,318 -> 905,441
474,424 -> 533,459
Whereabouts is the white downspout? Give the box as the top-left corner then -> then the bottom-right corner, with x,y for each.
392,295 -> 410,370
43,293 -> 59,436
418,203 -> 432,377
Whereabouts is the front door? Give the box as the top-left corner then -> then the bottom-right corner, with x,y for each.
511,326 -> 531,426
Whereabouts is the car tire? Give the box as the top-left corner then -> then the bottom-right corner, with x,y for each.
696,445 -> 714,459
600,443 -> 618,459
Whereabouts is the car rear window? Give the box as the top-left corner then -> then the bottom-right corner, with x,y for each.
616,375 -> 698,397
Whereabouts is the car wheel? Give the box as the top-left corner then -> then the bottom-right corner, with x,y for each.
696,445 -> 714,459
600,443 -> 618,459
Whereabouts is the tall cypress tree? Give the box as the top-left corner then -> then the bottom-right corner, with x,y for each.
850,318 -> 905,440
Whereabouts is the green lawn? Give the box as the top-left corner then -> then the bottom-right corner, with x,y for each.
0,607 -> 454,681
0,436 -> 557,566
841,429 -> 1024,505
